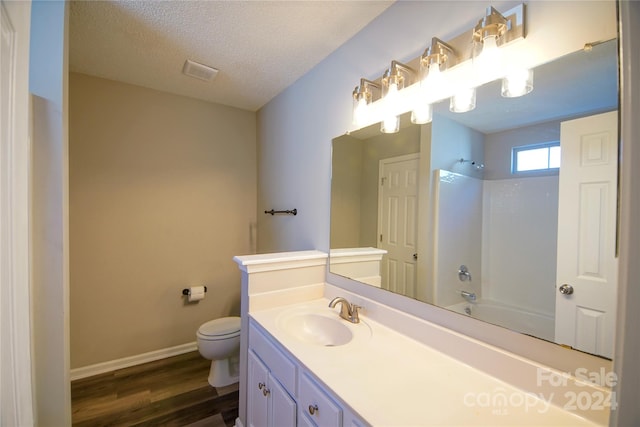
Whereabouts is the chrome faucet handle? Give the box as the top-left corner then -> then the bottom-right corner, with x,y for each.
350,304 -> 361,323
458,265 -> 472,281
328,297 -> 361,324
460,290 -> 477,302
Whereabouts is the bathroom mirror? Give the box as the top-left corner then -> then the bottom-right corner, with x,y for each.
330,39 -> 619,358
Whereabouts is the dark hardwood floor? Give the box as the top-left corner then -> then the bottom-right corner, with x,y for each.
71,351 -> 239,427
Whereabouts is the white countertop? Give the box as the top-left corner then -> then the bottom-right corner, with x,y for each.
250,298 -> 602,426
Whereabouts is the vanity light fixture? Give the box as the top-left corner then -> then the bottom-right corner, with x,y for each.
414,38 -> 457,123
381,60 -> 415,133
454,6 -> 510,113
352,78 -> 380,127
473,6 -> 534,97
349,4 -> 528,132
420,38 -> 456,92
472,6 -> 509,82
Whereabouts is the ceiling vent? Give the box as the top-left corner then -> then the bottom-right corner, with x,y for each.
182,60 -> 219,82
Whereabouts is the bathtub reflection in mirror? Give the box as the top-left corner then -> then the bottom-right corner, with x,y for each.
329,40 -> 619,358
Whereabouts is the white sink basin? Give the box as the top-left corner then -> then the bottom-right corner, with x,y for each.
276,307 -> 372,347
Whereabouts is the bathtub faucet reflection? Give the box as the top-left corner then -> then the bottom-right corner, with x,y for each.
458,265 -> 472,281
460,290 -> 477,303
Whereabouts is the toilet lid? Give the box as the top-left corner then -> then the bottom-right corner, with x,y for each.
198,316 -> 241,337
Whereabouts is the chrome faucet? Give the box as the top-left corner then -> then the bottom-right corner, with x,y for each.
460,290 -> 477,303
328,297 -> 361,324
458,265 -> 472,282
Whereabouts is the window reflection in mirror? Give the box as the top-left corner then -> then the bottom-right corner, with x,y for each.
329,39 -> 618,359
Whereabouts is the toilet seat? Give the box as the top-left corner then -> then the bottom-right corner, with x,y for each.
197,316 -> 241,340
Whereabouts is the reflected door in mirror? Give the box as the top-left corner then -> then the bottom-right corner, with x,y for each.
378,154 -> 419,297
555,111 -> 618,358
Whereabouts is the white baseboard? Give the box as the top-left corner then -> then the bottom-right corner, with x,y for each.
70,341 -> 198,381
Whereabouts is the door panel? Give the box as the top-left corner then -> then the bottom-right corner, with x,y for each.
378,154 -> 419,297
555,111 -> 618,359
268,374 -> 296,427
247,351 -> 269,427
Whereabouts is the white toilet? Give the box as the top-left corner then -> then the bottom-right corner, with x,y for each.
196,316 -> 241,387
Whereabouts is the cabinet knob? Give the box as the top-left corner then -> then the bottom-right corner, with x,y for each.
262,387 -> 270,397
258,382 -> 265,390
308,404 -> 319,415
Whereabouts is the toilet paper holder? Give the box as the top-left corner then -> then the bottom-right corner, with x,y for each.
182,287 -> 207,296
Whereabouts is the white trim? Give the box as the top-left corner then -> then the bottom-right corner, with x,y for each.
612,2 -> 640,425
248,283 -> 324,312
0,1 -> 34,425
69,342 -> 198,381
329,247 -> 387,264
233,250 -> 327,273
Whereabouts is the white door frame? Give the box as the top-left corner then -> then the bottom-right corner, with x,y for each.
0,0 -> 34,425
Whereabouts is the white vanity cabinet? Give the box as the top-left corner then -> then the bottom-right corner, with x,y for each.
247,321 -> 297,427
247,350 -> 296,427
248,318 -> 367,427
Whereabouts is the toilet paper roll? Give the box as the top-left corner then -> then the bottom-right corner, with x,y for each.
188,286 -> 206,302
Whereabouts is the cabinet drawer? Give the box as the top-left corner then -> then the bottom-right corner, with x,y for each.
298,372 -> 342,427
249,320 -> 297,394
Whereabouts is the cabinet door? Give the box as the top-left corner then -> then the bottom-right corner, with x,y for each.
268,373 -> 296,427
248,351 -> 269,427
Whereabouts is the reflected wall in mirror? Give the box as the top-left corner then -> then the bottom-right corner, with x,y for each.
330,39 -> 619,358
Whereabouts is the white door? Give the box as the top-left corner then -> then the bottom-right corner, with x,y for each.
378,154 -> 419,297
555,111 -> 618,359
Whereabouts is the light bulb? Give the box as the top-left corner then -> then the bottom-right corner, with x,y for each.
450,87 -> 476,113
474,35 -> 502,84
381,78 -> 401,133
502,68 -> 534,97
425,64 -> 441,89
411,103 -> 432,124
353,97 -> 368,126
385,81 -> 400,109
381,115 -> 400,133
479,35 -> 499,61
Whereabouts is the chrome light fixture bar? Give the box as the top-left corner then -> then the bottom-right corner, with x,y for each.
350,3 -> 527,133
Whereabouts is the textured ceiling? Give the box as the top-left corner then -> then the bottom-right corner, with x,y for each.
69,1 -> 394,112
